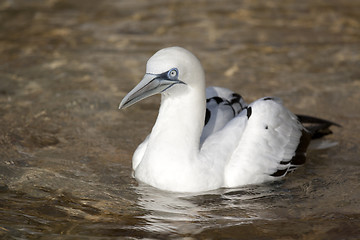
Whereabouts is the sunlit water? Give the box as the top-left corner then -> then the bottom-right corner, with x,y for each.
1,0 -> 359,239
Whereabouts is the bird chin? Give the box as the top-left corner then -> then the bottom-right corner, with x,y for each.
161,81 -> 188,97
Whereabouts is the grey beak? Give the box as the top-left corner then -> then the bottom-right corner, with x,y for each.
119,73 -> 184,109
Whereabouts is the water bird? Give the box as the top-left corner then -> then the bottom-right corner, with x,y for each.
119,47 -> 339,192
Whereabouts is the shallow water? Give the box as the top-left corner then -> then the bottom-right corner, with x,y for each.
0,0 -> 360,239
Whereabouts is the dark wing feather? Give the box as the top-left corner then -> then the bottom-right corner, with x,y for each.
296,114 -> 341,139
201,87 -> 247,144
271,114 -> 340,177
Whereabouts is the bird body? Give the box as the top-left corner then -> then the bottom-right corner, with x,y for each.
119,47 -> 338,192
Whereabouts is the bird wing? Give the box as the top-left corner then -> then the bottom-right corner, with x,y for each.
201,96 -> 310,188
222,97 -> 311,187
201,87 -> 247,145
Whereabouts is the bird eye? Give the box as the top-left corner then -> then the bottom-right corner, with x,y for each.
168,68 -> 178,79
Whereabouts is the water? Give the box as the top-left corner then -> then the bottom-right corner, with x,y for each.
1,0 -> 359,239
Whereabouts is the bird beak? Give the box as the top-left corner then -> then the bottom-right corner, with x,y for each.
119,73 -> 184,109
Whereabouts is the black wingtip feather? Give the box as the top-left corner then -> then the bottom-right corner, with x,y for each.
270,129 -> 311,177
205,109 -> 211,125
270,168 -> 288,177
246,107 -> 252,119
206,96 -> 224,104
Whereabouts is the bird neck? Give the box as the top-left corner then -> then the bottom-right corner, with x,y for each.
147,86 -> 206,160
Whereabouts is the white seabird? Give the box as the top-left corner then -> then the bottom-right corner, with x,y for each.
119,46 -> 338,192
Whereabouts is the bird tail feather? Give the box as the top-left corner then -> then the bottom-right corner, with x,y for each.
296,114 -> 341,139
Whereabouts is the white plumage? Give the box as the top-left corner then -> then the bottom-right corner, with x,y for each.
119,47 -> 336,192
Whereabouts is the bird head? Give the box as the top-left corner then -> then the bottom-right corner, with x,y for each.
119,47 -> 205,109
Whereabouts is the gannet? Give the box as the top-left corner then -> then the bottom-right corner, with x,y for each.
119,47 -> 338,192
